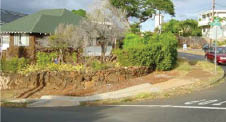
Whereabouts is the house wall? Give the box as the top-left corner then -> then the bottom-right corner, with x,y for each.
5,34 -> 36,60
198,10 -> 226,40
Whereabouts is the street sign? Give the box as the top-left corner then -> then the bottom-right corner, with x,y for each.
209,17 -> 223,74
209,17 -> 223,40
209,26 -> 223,40
210,18 -> 221,27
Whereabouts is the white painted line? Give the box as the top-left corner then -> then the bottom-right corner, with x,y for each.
212,101 -> 226,106
105,105 -> 226,110
198,99 -> 218,105
184,99 -> 206,105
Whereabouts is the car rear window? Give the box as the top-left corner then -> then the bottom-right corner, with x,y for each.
217,47 -> 226,54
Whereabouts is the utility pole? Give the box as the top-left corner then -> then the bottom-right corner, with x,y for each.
212,0 -> 217,74
159,10 -> 161,34
212,0 -> 215,22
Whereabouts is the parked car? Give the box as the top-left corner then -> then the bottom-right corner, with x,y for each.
205,47 -> 226,64
202,44 -> 209,52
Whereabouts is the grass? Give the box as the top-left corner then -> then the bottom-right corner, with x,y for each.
0,101 -> 27,108
175,58 -> 192,72
178,48 -> 205,56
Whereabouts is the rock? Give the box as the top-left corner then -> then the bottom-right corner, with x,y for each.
0,75 -> 10,90
84,81 -> 95,89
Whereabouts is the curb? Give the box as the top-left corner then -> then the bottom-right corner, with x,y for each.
210,67 -> 225,86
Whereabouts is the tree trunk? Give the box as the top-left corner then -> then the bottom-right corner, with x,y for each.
59,49 -> 64,64
101,43 -> 106,62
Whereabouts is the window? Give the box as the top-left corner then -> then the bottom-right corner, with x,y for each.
14,34 -> 29,46
203,28 -> 206,32
1,35 -> 10,50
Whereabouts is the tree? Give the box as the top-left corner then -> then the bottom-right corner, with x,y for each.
48,24 -> 84,63
72,9 -> 87,17
179,19 -> 202,37
161,19 -> 181,34
130,23 -> 141,34
110,0 -> 175,23
161,19 -> 202,37
79,3 -> 129,62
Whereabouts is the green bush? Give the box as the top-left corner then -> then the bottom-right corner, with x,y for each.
91,60 -> 109,71
1,57 -> 29,73
123,33 -> 147,49
36,52 -> 57,66
217,40 -> 226,46
115,33 -> 178,71
72,52 -> 77,63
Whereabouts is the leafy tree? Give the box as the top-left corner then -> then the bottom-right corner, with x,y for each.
161,19 -> 180,34
162,19 -> 202,37
72,9 -> 87,17
179,19 -> 202,37
130,23 -> 141,34
110,0 -> 175,23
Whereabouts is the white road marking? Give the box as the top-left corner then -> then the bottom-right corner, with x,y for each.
212,101 -> 226,106
184,99 -> 206,105
105,105 -> 226,110
198,99 -> 218,105
184,99 -> 226,106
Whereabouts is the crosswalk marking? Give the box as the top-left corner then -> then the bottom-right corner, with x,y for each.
105,105 -> 226,110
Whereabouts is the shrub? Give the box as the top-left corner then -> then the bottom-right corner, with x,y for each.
123,33 -> 147,49
114,44 -> 160,67
72,52 -> 77,63
36,52 -> 57,66
150,33 -> 178,70
19,63 -> 85,75
115,33 -> 178,71
91,59 -> 109,71
217,40 -> 226,46
1,57 -> 29,73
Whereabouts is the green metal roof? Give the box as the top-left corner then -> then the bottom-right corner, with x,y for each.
1,9 -> 83,34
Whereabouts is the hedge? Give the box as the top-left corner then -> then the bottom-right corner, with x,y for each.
1,57 -> 29,73
115,33 -> 178,71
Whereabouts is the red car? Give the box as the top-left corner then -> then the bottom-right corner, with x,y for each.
205,47 -> 226,64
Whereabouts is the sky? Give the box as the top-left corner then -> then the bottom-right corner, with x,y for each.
1,0 -> 226,31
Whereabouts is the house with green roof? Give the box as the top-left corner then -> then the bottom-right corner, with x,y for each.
0,9 -> 82,59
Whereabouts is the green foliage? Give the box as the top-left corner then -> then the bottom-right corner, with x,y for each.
110,0 -> 175,23
91,60 -> 109,71
162,19 -> 181,34
36,52 -> 57,66
217,40 -> 226,46
72,52 -> 77,63
130,23 -> 141,34
72,9 -> 87,17
162,19 -> 202,37
48,35 -> 69,49
1,57 -> 28,73
123,33 -> 147,49
115,33 -> 178,71
179,19 -> 202,37
19,63 -> 85,75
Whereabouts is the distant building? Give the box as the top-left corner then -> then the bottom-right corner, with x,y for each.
198,10 -> 226,40
154,14 -> 164,29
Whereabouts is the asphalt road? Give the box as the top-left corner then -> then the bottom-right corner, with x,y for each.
2,52 -> 226,122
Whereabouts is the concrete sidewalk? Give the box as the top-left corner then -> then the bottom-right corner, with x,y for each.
28,78 -> 199,107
